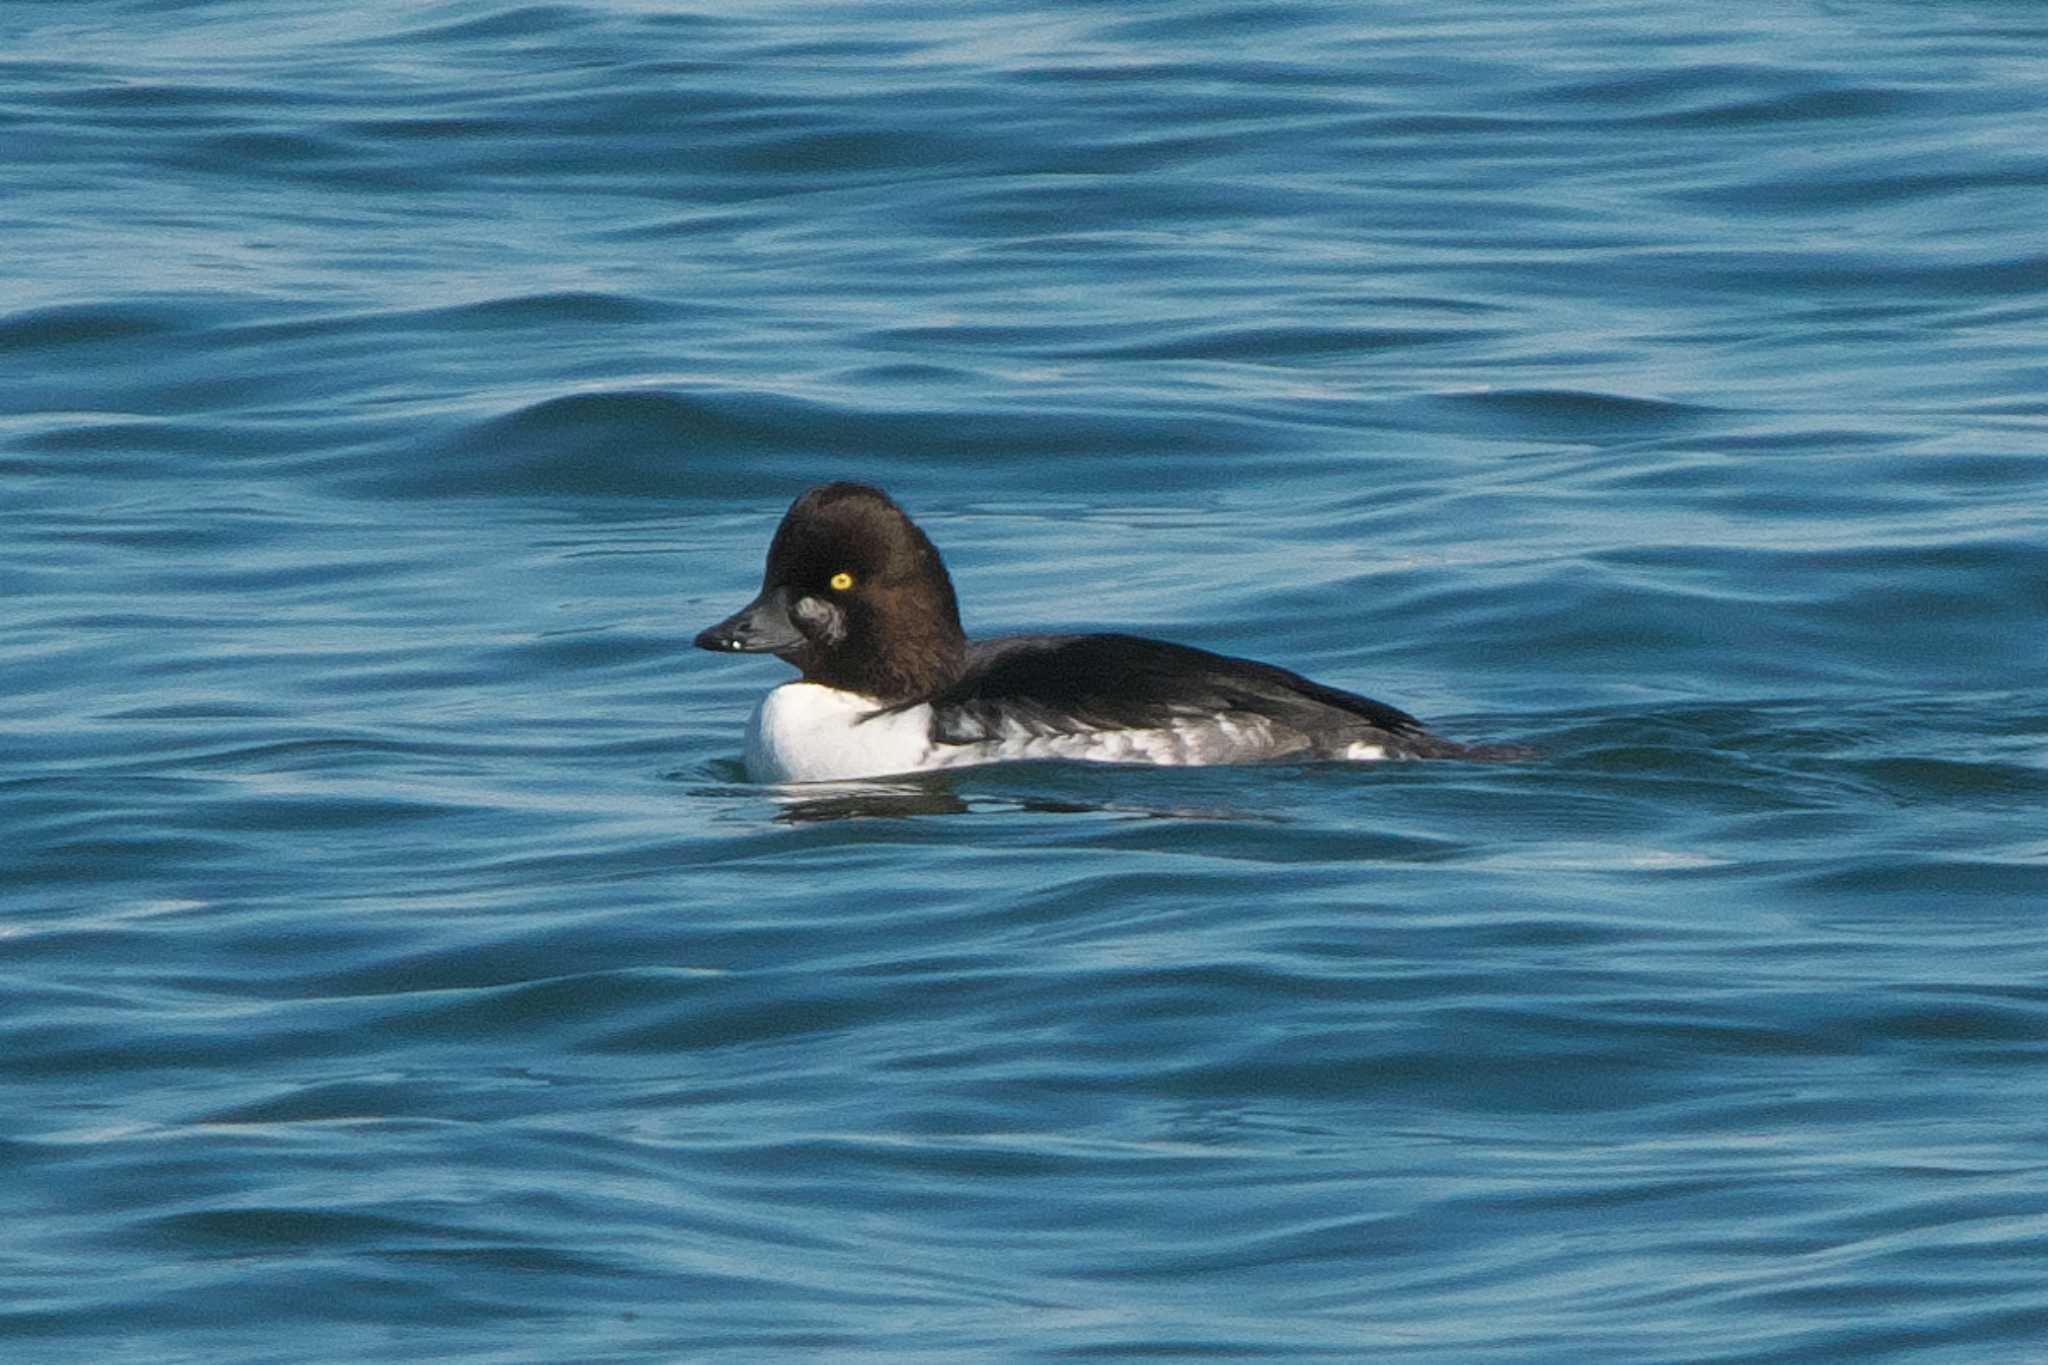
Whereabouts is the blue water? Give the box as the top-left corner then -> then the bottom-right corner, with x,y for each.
5,1 -> 2048,1359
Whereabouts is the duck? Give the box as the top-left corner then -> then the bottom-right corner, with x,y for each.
697,483 -> 1512,782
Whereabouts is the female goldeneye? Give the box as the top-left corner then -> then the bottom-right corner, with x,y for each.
697,483 -> 1511,783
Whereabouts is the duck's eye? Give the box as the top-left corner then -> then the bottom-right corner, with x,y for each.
829,571 -> 855,592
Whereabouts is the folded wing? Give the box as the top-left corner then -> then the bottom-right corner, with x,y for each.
915,633 -> 1467,759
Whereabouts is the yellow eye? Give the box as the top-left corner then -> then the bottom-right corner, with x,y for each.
829,571 -> 854,591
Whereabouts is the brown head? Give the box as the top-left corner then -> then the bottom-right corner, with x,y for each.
695,483 -> 968,703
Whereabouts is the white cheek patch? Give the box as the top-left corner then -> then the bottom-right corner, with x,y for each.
790,595 -> 846,647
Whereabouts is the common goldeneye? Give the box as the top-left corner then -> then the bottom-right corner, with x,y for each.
697,483 -> 1509,783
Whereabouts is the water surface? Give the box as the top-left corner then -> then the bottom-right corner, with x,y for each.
4,2 -> 2047,1360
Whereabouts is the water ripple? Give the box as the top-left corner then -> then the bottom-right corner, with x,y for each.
5,0 -> 2048,1359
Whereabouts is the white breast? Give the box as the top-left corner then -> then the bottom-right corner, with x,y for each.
741,684 -> 1400,784
743,683 -> 962,783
